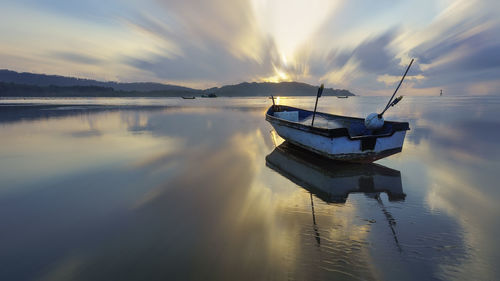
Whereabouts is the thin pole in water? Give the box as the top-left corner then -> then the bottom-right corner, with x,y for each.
379,59 -> 414,118
310,193 -> 321,246
311,84 -> 324,127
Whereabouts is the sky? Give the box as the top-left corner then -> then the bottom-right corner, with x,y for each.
1,0 -> 499,95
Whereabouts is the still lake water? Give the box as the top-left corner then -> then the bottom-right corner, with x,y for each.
0,96 -> 499,281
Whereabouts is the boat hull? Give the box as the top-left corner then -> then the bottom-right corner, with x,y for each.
266,105 -> 409,162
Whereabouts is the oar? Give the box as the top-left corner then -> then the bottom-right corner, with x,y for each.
379,58 -> 414,118
311,84 -> 324,127
365,59 -> 414,130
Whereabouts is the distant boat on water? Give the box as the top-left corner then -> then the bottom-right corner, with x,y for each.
181,96 -> 196,99
201,93 -> 217,98
337,96 -> 349,98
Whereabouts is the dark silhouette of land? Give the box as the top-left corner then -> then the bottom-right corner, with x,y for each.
212,81 -> 353,97
0,82 -> 197,97
0,69 -> 194,92
0,69 -> 355,97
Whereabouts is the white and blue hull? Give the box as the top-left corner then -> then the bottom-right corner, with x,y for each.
266,105 -> 410,162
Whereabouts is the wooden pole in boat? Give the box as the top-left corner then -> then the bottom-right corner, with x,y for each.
311,84 -> 324,127
271,95 -> 275,110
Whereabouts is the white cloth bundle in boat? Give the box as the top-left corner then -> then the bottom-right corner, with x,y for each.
365,113 -> 384,129
275,111 -> 299,122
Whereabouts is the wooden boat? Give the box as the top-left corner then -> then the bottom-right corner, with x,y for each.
181,96 -> 196,99
266,105 -> 410,162
337,96 -> 349,98
266,142 -> 405,203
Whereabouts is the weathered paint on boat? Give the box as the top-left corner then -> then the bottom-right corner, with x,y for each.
266,142 -> 405,203
266,105 -> 410,162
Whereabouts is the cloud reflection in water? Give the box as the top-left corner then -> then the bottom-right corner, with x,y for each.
0,97 -> 499,280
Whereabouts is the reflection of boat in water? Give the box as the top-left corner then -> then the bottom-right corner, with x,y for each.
265,142 -> 405,203
267,142 -> 405,249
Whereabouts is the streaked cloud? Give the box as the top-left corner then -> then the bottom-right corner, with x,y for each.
50,51 -> 103,65
1,0 -> 499,94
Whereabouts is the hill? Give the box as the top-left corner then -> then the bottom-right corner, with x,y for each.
214,81 -> 353,97
0,69 -> 199,93
0,82 -> 195,97
0,70 -> 355,97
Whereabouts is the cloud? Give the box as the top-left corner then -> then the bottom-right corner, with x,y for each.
1,0 -> 499,94
115,1 -> 283,85
311,0 -> 500,94
121,39 -> 279,83
351,30 -> 401,75
409,21 -> 500,92
51,51 -> 103,65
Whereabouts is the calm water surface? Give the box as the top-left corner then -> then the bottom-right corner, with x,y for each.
0,96 -> 499,281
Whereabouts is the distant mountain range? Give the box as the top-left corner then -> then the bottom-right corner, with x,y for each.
0,69 -> 195,92
215,81 -> 353,97
0,69 -> 355,97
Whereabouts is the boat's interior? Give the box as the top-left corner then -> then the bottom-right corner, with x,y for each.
271,107 -> 395,137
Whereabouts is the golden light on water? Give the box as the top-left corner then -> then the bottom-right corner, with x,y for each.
269,129 -> 283,147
